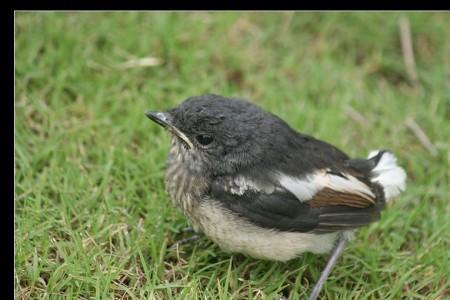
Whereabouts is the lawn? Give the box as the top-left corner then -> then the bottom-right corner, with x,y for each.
15,12 -> 449,299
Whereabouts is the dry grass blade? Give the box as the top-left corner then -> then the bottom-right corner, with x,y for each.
344,106 -> 370,128
279,11 -> 295,34
399,16 -> 418,84
116,57 -> 162,69
405,117 -> 438,156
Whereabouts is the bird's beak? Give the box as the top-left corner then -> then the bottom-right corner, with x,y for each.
145,111 -> 193,149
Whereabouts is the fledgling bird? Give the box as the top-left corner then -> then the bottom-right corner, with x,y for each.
145,94 -> 407,299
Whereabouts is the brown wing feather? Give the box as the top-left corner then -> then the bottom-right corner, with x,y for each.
307,187 -> 376,208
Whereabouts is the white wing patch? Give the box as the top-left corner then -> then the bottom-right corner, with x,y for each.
277,174 -> 322,200
276,170 -> 374,202
223,176 -> 275,195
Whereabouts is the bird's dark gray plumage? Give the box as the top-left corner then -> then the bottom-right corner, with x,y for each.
145,94 -> 407,299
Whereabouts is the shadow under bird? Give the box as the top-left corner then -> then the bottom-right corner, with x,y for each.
145,94 -> 407,299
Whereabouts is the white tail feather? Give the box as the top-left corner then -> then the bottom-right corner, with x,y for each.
368,150 -> 407,201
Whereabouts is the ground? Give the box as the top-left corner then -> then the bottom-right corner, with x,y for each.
15,12 -> 449,299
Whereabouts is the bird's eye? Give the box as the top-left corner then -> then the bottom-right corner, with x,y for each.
196,134 -> 214,146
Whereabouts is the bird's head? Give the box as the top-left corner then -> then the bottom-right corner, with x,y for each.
146,94 -> 295,176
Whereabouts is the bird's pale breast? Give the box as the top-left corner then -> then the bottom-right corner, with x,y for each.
195,201 -> 338,261
164,140 -> 209,232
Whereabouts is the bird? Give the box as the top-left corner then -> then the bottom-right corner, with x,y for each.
145,94 -> 407,299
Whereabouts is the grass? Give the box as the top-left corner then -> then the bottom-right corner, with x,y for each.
15,12 -> 450,299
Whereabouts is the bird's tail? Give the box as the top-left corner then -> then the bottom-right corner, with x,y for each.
367,150 -> 407,202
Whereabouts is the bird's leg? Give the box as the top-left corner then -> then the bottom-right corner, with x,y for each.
308,233 -> 348,300
169,226 -> 202,249
170,234 -> 201,249
181,226 -> 195,233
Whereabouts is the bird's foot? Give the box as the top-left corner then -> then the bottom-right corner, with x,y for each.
169,226 -> 202,249
170,234 -> 202,249
180,226 -> 195,233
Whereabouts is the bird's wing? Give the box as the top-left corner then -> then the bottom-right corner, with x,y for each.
210,168 -> 383,233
